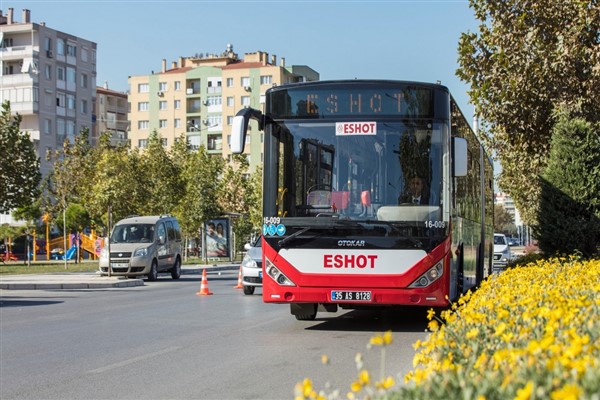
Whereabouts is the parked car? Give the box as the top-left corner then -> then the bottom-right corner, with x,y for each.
241,236 -> 262,295
493,233 -> 512,273
98,214 -> 182,280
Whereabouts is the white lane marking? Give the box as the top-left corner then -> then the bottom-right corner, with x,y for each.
87,346 -> 182,374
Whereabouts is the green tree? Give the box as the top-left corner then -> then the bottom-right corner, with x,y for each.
457,0 -> 600,225
534,111 -> 600,257
217,155 -> 259,253
172,139 -> 224,240
0,101 -> 41,213
85,134 -> 140,226
137,130 -> 183,215
493,204 -> 515,235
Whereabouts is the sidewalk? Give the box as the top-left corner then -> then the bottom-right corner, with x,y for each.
0,263 -> 240,290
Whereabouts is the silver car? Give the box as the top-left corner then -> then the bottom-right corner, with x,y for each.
99,215 -> 183,281
241,236 -> 262,295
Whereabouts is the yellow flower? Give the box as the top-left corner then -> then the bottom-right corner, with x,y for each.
358,369 -> 370,385
514,381 -> 534,400
428,319 -> 439,332
550,383 -> 581,400
466,327 -> 479,339
427,308 -> 436,320
375,376 -> 395,389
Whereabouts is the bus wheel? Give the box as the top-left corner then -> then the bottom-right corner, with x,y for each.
291,303 -> 317,321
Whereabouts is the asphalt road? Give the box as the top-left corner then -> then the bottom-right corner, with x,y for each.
1,271 -> 430,400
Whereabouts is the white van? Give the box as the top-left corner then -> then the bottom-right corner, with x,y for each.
99,215 -> 183,280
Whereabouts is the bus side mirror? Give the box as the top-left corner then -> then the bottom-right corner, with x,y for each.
231,107 -> 264,154
230,116 -> 246,154
452,137 -> 468,177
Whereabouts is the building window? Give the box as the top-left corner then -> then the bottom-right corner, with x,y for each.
159,119 -> 168,128
241,96 -> 250,106
174,118 -> 181,128
66,43 -> 76,57
81,73 -> 88,88
161,138 -> 168,147
56,92 -> 66,107
207,115 -> 221,127
81,99 -> 88,114
226,78 -> 234,87
260,94 -> 266,104
138,83 -> 149,93
227,116 -> 234,125
81,47 -> 88,62
138,139 -> 148,148
44,65 -> 52,80
260,75 -> 272,85
174,100 -> 181,109
174,81 -> 181,91
138,120 -> 149,129
138,102 -> 149,111
159,82 -> 168,91
159,101 -> 167,110
44,37 -> 52,51
67,94 -> 76,110
57,39 -> 65,56
57,66 -> 65,81
44,119 -> 52,135
226,96 -> 234,107
206,96 -> 222,106
241,77 -> 250,87
67,67 -> 76,83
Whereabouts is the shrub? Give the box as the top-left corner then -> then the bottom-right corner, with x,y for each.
398,256 -> 600,399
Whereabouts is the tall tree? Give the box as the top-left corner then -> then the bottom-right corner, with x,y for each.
172,139 -> 224,240
535,111 -> 600,257
85,134 -> 140,226
0,101 -> 41,213
217,155 -> 261,253
457,0 -> 600,224
137,130 -> 183,215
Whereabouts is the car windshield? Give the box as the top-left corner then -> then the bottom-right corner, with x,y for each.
110,224 -> 155,243
494,235 -> 506,245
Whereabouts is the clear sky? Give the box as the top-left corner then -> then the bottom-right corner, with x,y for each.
5,0 -> 480,123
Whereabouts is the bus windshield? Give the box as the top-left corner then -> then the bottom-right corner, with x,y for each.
269,119 -> 447,229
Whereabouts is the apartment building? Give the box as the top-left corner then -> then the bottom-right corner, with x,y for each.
94,82 -> 128,147
0,8 -> 97,176
128,44 -> 319,171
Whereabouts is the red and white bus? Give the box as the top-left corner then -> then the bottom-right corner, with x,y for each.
231,80 -> 494,320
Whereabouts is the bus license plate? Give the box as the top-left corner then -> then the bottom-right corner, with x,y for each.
331,291 -> 372,302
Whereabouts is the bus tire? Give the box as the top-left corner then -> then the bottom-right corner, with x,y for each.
291,303 -> 317,321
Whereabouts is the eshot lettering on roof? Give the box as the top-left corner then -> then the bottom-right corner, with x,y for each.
336,122 -> 377,136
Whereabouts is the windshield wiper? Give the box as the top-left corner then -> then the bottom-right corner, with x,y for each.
277,227 -> 312,248
359,220 -> 423,248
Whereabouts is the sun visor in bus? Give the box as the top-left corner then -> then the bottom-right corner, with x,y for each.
376,206 -> 440,222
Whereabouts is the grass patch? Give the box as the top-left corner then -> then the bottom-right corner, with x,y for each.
0,261 -> 99,274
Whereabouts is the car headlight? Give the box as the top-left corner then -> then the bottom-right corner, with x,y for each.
134,247 -> 148,257
242,254 -> 258,269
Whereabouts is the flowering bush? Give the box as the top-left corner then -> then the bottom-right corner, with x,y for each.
399,256 -> 600,399
295,256 -> 600,399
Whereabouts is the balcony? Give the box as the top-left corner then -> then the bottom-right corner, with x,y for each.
0,45 -> 35,61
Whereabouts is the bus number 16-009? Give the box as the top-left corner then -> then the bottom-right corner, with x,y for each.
425,220 -> 446,229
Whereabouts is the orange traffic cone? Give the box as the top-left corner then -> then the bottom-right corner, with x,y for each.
196,269 -> 213,296
234,266 -> 243,289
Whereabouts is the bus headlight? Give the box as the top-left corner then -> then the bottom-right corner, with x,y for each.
409,261 -> 443,288
265,257 -> 295,286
